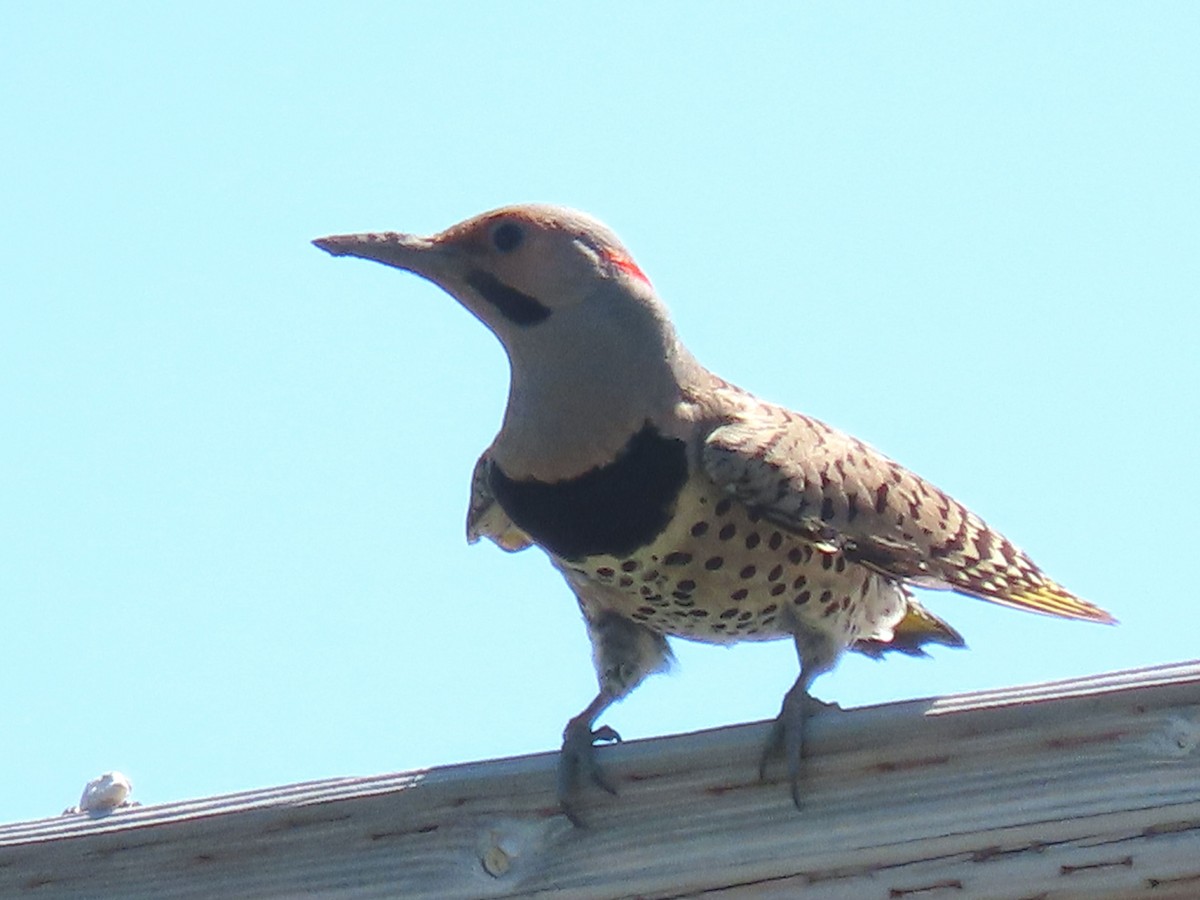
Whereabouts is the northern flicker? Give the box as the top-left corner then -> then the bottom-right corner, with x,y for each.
313,205 -> 1114,823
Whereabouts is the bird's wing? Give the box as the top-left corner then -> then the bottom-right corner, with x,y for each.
467,452 -> 533,552
700,403 -> 1114,623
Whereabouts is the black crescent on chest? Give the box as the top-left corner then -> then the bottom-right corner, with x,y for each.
487,425 -> 689,561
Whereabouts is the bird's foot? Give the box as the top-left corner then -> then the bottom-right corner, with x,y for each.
557,717 -> 622,827
758,688 -> 830,809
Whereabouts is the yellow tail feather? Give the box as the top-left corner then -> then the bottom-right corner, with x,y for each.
998,581 -> 1116,624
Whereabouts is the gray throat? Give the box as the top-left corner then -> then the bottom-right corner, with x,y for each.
495,317 -> 700,481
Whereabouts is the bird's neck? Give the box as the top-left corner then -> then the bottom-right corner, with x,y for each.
493,323 -> 701,482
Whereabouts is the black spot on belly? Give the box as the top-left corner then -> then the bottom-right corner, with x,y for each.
488,424 -> 689,560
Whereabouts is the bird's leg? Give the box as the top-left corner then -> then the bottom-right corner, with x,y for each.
759,627 -> 840,809
758,671 -> 822,808
557,609 -> 674,826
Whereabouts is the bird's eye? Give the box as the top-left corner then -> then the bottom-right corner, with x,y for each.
491,222 -> 524,253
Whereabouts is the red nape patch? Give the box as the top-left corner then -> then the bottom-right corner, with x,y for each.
603,250 -> 652,286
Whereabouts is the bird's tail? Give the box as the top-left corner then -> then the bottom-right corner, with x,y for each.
852,598 -> 966,659
977,578 -> 1117,624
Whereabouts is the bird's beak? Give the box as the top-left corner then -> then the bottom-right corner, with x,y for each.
312,231 -> 452,282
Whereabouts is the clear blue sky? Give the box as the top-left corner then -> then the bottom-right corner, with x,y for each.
3,3 -> 1197,825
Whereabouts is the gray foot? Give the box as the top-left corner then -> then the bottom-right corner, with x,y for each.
758,685 -> 825,809
557,717 -> 621,827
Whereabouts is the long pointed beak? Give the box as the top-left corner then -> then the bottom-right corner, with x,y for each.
311,231 -> 447,278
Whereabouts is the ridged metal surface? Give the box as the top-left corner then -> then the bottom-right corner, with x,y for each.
2,661 -> 1198,899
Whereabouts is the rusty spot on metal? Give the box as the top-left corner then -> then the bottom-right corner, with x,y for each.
369,822 -> 439,841
1143,819 -> 1200,837
1060,856 -> 1132,875
1147,871 -> 1200,888
874,755 -> 951,773
972,841 -> 1047,862
1044,729 -> 1128,749
888,879 -> 963,897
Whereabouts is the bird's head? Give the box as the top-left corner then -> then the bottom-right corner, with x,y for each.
314,205 -> 699,476
313,204 -> 661,339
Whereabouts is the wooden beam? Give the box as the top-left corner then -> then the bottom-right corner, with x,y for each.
3,661 -> 1199,898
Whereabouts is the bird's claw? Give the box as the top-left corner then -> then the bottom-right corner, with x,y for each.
558,720 -> 622,826
758,688 -> 820,809
588,724 -> 622,747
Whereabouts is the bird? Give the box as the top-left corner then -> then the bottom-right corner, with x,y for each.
313,205 -> 1114,824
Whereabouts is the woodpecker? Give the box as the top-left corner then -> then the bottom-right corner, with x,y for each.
313,205 -> 1113,824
